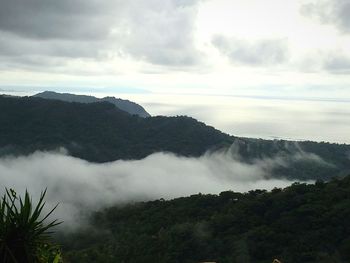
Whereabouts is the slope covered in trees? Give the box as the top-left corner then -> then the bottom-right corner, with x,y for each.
61,175 -> 350,263
0,95 -> 232,162
0,95 -> 350,180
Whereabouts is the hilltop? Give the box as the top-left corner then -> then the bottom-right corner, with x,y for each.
33,91 -> 151,118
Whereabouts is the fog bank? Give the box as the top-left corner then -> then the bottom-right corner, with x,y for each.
0,150 -> 307,228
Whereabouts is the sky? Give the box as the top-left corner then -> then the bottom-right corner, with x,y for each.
0,0 -> 350,142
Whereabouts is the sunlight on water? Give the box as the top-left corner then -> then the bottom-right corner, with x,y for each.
3,90 -> 349,144
98,93 -> 350,144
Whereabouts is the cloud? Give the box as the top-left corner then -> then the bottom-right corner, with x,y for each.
299,50 -> 350,74
301,0 -> 350,33
212,35 -> 289,66
0,150 -> 306,229
323,52 -> 350,74
0,0 -> 203,68
0,0 -> 116,40
116,1 -> 203,66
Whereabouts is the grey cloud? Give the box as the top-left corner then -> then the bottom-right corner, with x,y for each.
212,35 -> 289,66
0,32 -> 113,74
0,0 -> 203,68
0,0 -> 116,40
297,50 -> 350,75
323,53 -> 350,74
0,150 -> 303,229
301,0 -> 350,33
0,32 -> 106,60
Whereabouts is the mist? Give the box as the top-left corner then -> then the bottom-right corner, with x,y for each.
0,149 -> 310,228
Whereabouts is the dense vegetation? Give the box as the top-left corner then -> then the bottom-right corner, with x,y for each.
61,176 -> 350,263
0,95 -> 232,162
1,95 -> 350,180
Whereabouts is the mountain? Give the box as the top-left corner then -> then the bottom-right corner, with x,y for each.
0,95 -> 232,162
60,175 -> 350,263
33,91 -> 151,118
0,95 -> 350,180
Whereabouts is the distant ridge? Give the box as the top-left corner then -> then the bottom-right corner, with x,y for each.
33,91 -> 151,118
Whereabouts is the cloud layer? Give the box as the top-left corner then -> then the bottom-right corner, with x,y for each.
0,150 -> 302,229
0,0 -> 202,68
1,0 -> 349,97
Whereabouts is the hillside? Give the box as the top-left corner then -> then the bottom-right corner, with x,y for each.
0,95 -> 350,180
33,91 -> 151,118
0,95 -> 232,162
60,175 -> 350,263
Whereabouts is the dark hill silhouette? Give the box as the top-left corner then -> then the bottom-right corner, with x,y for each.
0,95 -> 231,162
33,91 -> 151,118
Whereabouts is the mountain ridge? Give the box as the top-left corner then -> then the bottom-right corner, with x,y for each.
33,91 -> 151,118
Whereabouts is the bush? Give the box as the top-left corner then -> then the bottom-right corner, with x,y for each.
0,189 -> 62,263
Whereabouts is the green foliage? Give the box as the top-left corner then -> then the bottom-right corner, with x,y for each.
0,96 -> 232,162
0,189 -> 62,263
62,176 -> 350,263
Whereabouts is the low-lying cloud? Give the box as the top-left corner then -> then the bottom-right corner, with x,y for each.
0,150 -> 308,229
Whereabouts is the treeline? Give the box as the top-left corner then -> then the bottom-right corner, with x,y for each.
61,176 -> 350,263
1,95 -> 350,180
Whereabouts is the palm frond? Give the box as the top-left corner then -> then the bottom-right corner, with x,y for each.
0,188 -> 63,263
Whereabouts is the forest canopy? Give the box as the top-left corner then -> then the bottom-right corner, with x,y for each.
61,175 -> 350,263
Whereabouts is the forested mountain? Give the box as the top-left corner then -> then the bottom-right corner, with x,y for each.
0,95 -> 350,180
0,95 -> 231,162
60,175 -> 350,263
33,91 -> 151,118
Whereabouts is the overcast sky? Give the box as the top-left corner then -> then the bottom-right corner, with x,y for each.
0,0 -> 349,98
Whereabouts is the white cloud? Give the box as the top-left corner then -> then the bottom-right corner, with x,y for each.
0,150 -> 304,229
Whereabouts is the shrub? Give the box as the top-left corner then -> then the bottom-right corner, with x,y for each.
0,189 -> 62,263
